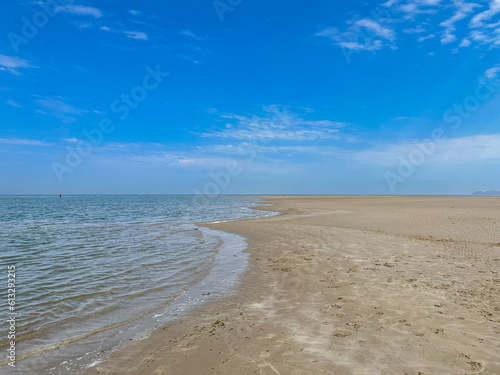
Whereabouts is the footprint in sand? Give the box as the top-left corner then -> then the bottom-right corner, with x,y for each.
333,332 -> 351,338
468,361 -> 484,372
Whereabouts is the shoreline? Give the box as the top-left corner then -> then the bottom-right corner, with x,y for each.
4,197 -> 274,375
82,196 -> 500,374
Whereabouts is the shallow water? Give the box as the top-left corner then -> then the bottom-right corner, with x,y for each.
0,195 -> 274,373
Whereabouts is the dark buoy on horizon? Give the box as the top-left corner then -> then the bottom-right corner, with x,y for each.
59,193 -> 62,198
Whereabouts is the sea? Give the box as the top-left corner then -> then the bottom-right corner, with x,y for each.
0,195 -> 275,374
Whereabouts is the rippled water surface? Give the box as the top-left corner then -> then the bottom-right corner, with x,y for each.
0,195 -> 272,373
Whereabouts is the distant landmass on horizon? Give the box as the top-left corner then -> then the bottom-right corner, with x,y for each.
472,190 -> 500,196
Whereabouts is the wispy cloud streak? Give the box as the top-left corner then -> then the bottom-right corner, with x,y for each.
203,106 -> 346,141
0,138 -> 52,146
0,54 -> 33,75
56,4 -> 103,18
317,0 -> 500,54
348,134 -> 500,166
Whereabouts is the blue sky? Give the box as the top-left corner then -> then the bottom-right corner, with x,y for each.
1,0 -> 500,194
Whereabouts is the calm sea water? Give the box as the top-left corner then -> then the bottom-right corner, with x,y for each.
0,195 -> 274,374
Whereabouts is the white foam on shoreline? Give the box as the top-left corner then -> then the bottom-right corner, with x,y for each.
149,228 -> 249,319
206,211 -> 280,225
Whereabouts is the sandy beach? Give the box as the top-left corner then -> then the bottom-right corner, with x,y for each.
83,196 -> 500,375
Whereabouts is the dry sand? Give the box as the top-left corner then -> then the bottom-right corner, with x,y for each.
83,196 -> 500,375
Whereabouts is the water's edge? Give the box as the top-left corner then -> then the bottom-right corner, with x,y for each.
4,199 -> 278,374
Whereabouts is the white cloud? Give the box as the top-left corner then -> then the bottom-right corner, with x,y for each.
35,97 -> 87,122
418,33 -> 436,41
348,134 -> 500,166
63,138 -> 79,143
180,30 -> 203,40
484,66 -> 500,78
404,25 -> 426,33
459,37 -> 472,46
317,0 -> 500,53
6,100 -> 22,108
355,18 -> 396,40
129,10 -> 143,16
177,55 -> 201,65
316,18 -> 396,51
125,150 -> 298,173
468,28 -> 500,45
0,54 -> 32,75
382,0 -> 399,7
203,144 -> 337,155
470,29 -> 489,41
75,21 -> 95,29
202,106 -> 346,141
470,0 -> 500,28
398,0 -> 442,19
440,1 -> 481,45
99,27 -> 149,40
56,4 -> 103,18
0,138 -> 52,146
128,152 -> 233,168
144,133 -> 500,169
99,142 -> 164,151
36,97 -> 86,115
124,31 -> 148,40
441,32 -> 457,43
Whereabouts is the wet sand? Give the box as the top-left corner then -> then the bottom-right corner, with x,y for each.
83,196 -> 500,375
